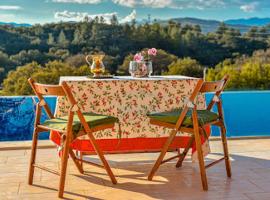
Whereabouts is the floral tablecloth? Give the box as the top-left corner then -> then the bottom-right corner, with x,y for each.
52,76 -> 209,157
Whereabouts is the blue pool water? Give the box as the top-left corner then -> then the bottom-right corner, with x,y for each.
0,97 -> 56,141
207,91 -> 270,137
1,91 -> 270,141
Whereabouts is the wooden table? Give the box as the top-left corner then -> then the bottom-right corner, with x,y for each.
51,76 -> 208,156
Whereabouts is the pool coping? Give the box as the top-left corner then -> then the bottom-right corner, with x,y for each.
1,136 -> 270,151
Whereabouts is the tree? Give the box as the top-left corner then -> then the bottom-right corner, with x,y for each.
31,38 -> 41,45
10,50 -> 51,66
2,62 -> 41,95
72,28 -> 83,45
54,49 -> 70,60
47,33 -> 55,45
0,67 -> 5,84
246,27 -> 258,39
2,61 -> 90,95
194,25 -> 202,33
99,16 -> 105,24
206,48 -> 270,90
57,30 -> 69,47
164,57 -> 203,78
0,51 -> 11,68
110,15 -> 118,25
0,51 -> 15,82
65,54 -> 86,68
216,22 -> 228,35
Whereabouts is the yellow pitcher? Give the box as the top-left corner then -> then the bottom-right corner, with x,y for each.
86,54 -> 105,77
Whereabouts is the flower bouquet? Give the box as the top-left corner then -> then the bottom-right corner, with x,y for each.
129,48 -> 157,78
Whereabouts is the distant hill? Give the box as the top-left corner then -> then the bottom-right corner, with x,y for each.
225,17 -> 270,27
158,17 -> 251,33
0,22 -> 31,27
2,17 -> 270,32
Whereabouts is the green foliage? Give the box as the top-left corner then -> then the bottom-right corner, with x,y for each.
47,33 -> 55,45
57,30 -> 69,47
207,49 -> 270,90
164,57 -> 204,77
0,21 -> 270,92
10,49 -> 53,66
0,51 -> 15,82
2,61 -> 90,95
65,54 -> 87,68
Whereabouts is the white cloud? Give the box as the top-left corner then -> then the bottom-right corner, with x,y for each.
52,0 -> 102,4
0,5 -> 22,10
112,0 -> 225,9
55,10 -> 137,24
112,0 -> 136,7
142,0 -> 175,9
55,10 -> 116,23
240,2 -> 258,12
112,0 -> 173,8
120,10 -> 136,23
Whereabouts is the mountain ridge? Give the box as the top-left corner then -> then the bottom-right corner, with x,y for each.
0,22 -> 31,27
1,17 -> 270,33
158,17 -> 251,33
225,17 -> 270,26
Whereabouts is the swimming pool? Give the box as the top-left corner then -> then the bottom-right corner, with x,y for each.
1,91 -> 270,141
0,96 -> 56,141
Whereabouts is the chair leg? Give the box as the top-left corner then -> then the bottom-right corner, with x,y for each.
148,130 -> 177,180
192,110 -> 208,191
80,151 -> 84,170
176,136 -> 194,168
28,128 -> 39,185
69,149 -> 84,174
220,125 -> 232,177
87,133 -> 117,184
58,136 -> 71,198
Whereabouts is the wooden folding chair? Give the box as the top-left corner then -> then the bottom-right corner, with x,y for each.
28,78 -> 117,198
147,75 -> 231,190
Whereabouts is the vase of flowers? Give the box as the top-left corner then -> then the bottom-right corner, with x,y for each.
129,48 -> 157,78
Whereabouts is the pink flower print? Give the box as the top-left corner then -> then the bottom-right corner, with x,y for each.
148,48 -> 157,56
134,53 -> 143,62
176,96 -> 180,104
102,98 -> 106,106
158,92 -> 163,99
132,99 -> 137,106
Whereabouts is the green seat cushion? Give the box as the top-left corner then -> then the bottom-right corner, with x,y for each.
147,109 -> 219,127
42,112 -> 118,136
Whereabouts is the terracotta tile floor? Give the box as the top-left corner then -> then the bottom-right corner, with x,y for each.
1,138 -> 270,200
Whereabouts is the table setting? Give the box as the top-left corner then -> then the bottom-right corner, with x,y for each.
50,49 -> 210,160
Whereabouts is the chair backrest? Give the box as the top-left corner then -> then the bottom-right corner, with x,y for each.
28,78 -> 92,135
31,82 -> 66,96
200,75 -> 229,93
28,78 -> 76,119
202,75 -> 229,110
174,75 -> 229,130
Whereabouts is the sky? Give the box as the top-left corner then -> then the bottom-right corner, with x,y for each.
0,0 -> 270,24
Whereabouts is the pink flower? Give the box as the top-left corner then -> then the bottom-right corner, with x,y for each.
134,53 -> 143,62
148,48 -> 157,56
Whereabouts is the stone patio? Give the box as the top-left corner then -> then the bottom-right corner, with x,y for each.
1,138 -> 270,200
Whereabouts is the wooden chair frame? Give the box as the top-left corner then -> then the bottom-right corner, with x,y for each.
148,75 -> 231,191
27,78 -> 117,198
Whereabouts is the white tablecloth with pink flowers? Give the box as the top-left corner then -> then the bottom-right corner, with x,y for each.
52,76 -> 210,157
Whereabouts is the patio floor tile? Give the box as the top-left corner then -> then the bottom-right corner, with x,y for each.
1,138 -> 270,199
